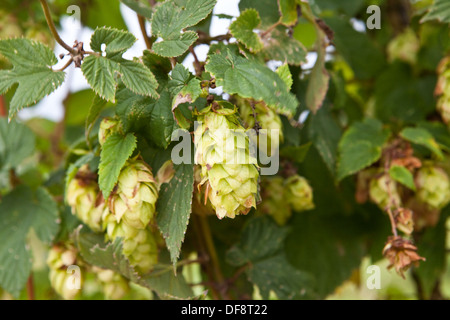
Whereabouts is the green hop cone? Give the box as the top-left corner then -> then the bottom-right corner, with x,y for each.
415,166 -> 450,209
387,28 -> 420,65
285,175 -> 314,212
102,209 -> 159,274
369,173 -> 401,210
194,103 -> 259,219
92,267 -> 130,300
98,117 -> 120,146
66,165 -> 106,232
108,157 -> 159,230
258,176 -> 292,225
436,57 -> 450,124
238,98 -> 283,155
47,246 -> 83,300
437,95 -> 450,124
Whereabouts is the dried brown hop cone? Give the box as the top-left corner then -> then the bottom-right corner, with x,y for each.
382,236 -> 425,278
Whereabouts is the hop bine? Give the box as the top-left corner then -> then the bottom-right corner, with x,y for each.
194,102 -> 259,219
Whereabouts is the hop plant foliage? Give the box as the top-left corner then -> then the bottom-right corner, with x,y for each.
2,0 -> 450,301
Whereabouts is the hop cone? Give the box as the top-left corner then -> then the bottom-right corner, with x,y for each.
369,173 -> 401,210
92,267 -> 129,300
66,164 -> 106,232
258,176 -> 292,225
108,158 -> 159,229
436,57 -> 450,124
238,99 -> 283,155
415,166 -> 450,209
98,117 -> 120,146
47,246 -> 83,300
387,28 -> 419,65
285,175 -> 314,212
102,210 -> 159,274
102,157 -> 159,273
194,103 -> 259,219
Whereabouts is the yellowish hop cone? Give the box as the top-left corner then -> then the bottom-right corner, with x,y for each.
47,246 -> 83,300
194,103 -> 259,219
415,166 -> 450,209
66,164 -> 106,233
92,267 -> 130,300
285,175 -> 315,212
369,172 -> 401,210
238,98 -> 284,155
108,157 -> 159,230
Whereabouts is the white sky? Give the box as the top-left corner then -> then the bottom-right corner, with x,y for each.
19,0 -> 240,121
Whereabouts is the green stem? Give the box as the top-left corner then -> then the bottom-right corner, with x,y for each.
137,14 -> 152,49
197,216 -> 227,295
39,0 -> 75,54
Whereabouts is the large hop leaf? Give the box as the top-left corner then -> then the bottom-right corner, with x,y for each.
0,38 -> 65,119
194,103 -> 259,219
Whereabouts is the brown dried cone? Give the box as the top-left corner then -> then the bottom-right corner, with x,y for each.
406,197 -> 441,231
393,208 -> 414,235
382,236 -> 425,278
47,245 -> 84,300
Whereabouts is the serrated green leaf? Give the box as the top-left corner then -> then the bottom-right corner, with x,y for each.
168,64 -> 201,126
119,60 -> 159,97
0,186 -> 59,297
0,39 -> 65,119
226,217 -> 314,299
337,118 -> 391,181
152,31 -> 199,58
120,0 -> 154,19
230,9 -> 263,53
81,55 -> 158,102
248,254 -> 313,299
400,127 -> 444,160
76,230 -> 194,299
99,133 -> 137,199
389,165 -> 416,191
206,49 -> 298,116
151,0 -> 217,40
142,50 -> 172,84
81,55 -> 117,102
0,119 -> 35,170
156,163 -> 194,266
90,27 -> 136,54
275,63 -> 293,90
239,0 -> 280,28
82,27 -> 158,101
307,105 -> 341,175
85,95 -> 108,138
261,27 -> 307,65
421,0 -> 450,24
279,0 -> 298,26
116,87 -> 179,149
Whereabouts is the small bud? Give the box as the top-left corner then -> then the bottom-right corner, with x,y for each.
285,175 -> 314,212
98,117 -> 120,146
